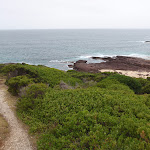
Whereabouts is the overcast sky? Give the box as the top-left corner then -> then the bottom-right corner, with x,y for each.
1,0 -> 150,29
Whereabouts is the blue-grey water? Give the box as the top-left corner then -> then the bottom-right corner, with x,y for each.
0,29 -> 150,70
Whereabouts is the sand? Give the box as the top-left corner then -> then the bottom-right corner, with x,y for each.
99,69 -> 150,79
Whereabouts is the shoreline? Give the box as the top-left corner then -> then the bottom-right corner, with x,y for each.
1,55 -> 150,79
72,56 -> 150,78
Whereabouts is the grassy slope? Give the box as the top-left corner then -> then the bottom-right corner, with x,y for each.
1,63 -> 150,150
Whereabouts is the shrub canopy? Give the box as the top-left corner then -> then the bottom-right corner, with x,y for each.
1,63 -> 150,150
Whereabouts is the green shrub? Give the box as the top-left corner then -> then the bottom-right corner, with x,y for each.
0,64 -> 18,74
2,63 -> 150,149
142,83 -> 150,94
16,86 -> 150,149
1,63 -> 38,78
17,83 -> 48,111
108,74 -> 142,94
147,77 -> 150,81
1,63 -> 81,87
136,78 -> 148,87
0,64 -> 5,73
97,78 -> 120,88
67,70 -> 116,82
7,76 -> 33,95
23,83 -> 48,99
145,95 -> 150,107
67,70 -> 97,81
134,78 -> 150,94
97,78 -> 133,94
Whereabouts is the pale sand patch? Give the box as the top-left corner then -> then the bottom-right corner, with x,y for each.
99,69 -> 150,79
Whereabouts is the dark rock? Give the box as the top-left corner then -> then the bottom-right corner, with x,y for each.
72,56 -> 150,73
145,41 -> 150,43
91,57 -> 101,60
68,65 -> 73,68
91,56 -> 113,61
100,57 -> 114,61
76,60 -> 87,63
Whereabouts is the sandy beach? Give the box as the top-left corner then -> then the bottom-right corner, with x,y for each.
99,69 -> 150,79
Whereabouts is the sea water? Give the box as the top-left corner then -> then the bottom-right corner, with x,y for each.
0,29 -> 150,70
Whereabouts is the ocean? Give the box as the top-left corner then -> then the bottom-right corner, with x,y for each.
0,29 -> 150,70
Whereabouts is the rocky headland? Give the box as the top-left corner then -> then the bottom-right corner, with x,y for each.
72,56 -> 150,73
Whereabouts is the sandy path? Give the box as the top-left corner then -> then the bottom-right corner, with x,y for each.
0,78 -> 33,150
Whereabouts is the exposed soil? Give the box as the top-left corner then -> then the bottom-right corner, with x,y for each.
0,114 -> 10,150
0,77 -> 35,150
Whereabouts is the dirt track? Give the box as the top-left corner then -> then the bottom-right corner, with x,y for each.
0,78 -> 33,150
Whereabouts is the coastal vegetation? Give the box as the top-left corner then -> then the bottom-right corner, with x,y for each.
1,63 -> 150,150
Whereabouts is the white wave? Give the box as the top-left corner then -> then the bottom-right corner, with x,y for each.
93,54 -> 117,58
49,53 -> 150,65
79,53 -> 150,60
49,60 -> 62,63
127,41 -> 145,43
78,54 -> 117,60
78,55 -> 91,59
135,41 -> 145,43
49,60 -> 72,63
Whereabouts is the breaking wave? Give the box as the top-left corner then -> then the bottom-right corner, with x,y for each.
78,53 -> 150,60
49,60 -> 71,63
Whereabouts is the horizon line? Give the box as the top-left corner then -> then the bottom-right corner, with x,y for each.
0,28 -> 150,31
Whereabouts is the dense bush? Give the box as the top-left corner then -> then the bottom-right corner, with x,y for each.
22,83 -> 48,99
17,83 -> 48,111
0,64 -> 5,73
142,83 -> 150,94
1,64 -> 82,88
147,77 -> 150,81
1,63 -> 39,78
7,75 -> 33,95
17,86 -> 150,150
67,70 -> 96,81
136,78 -> 148,87
67,70 -> 115,82
96,78 -> 133,94
97,78 -> 120,88
1,63 -> 150,149
135,78 -> 150,94
108,74 -> 142,94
